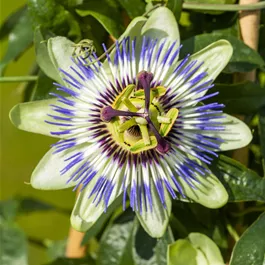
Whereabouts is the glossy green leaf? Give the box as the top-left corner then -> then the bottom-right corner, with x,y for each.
135,180 -> 172,238
0,221 -> 28,265
9,98 -> 61,137
0,9 -> 33,75
132,223 -> 174,265
167,0 -> 183,21
17,197 -> 70,215
0,5 -> 27,40
183,0 -> 236,14
97,210 -> 135,265
230,212 -> 265,265
46,239 -> 67,260
30,70 -> 58,101
34,27 -> 61,83
117,0 -> 145,18
259,108 -> 265,163
28,0 -> 81,40
167,239 -> 197,265
211,155 -> 265,202
180,33 -> 265,73
206,82 -> 265,114
76,0 -> 125,38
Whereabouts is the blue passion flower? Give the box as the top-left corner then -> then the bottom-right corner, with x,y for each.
10,7 -> 252,237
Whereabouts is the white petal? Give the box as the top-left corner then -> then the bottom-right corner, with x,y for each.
169,40 -> 233,100
214,114 -> 252,151
141,7 -> 180,47
71,158 -> 126,231
135,179 -> 171,238
10,98 -> 61,138
31,144 -> 89,190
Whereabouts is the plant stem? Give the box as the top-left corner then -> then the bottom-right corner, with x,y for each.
231,206 -> 265,217
183,1 -> 265,11
0,76 -> 38,83
226,223 -> 240,242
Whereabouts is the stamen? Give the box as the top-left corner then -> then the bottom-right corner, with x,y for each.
100,106 -> 141,122
145,116 -> 171,154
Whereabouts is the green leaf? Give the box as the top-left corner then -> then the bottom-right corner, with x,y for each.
28,0 -> 81,40
259,108 -> 265,163
17,197 -> 71,214
0,221 -> 28,265
0,6 -> 27,40
30,70 -> 58,101
211,155 -> 265,202
230,212 -> 265,265
76,0 -> 125,38
183,0 -> 237,15
167,0 -> 183,21
206,82 -> 265,114
180,33 -> 265,73
97,210 -> 135,265
0,200 -> 19,222
0,8 -> 33,75
117,0 -> 145,18
34,27 -> 61,84
46,239 -> 67,260
132,223 -> 174,265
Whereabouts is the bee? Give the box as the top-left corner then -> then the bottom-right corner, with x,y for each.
72,39 -> 96,61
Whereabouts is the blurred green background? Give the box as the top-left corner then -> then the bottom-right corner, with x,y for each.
0,1 -> 76,264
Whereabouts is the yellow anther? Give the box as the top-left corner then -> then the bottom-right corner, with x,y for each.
159,108 -> 179,137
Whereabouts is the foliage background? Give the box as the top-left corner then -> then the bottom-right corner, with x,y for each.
1,1 -> 75,264
0,0 -> 265,265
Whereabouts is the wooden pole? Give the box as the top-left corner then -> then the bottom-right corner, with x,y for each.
232,0 -> 260,165
65,188 -> 87,258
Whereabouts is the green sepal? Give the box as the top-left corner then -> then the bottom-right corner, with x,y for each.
9,98 -> 61,138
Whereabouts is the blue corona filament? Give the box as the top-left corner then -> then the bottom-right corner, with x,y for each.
46,37 -> 225,213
